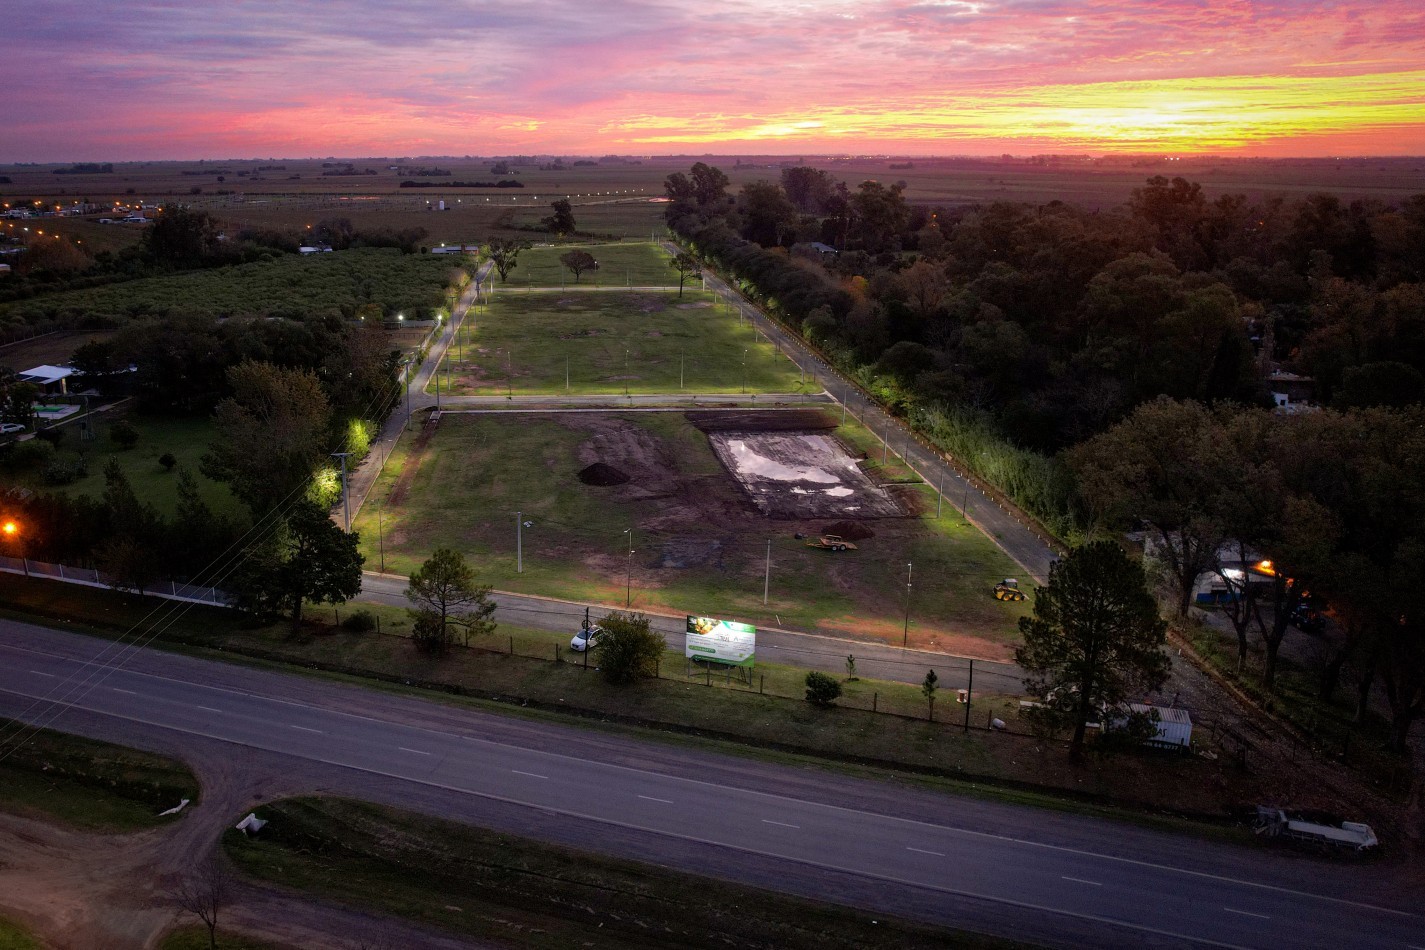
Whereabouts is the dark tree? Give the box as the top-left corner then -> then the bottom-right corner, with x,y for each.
670,252 -> 701,297
1015,541 -> 1170,760
232,500 -> 363,626
559,250 -> 598,282
486,237 -> 530,282
143,207 -> 224,268
171,852 -> 233,950
543,199 -> 577,236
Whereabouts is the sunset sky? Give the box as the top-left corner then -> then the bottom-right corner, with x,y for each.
6,0 -> 1424,160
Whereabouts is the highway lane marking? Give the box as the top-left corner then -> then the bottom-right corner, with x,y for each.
111,688 -> 136,695
29,671 -> 54,677
398,747 -> 432,756
0,644 -> 1409,924
1222,908 -> 1270,920
512,770 -> 548,779
195,706 -> 223,714
761,820 -> 800,829
290,725 -> 324,734
638,795 -> 674,804
1062,877 -> 1103,887
906,847 -> 945,857
0,684 -> 1283,950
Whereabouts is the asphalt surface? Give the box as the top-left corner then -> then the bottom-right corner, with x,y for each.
0,621 -> 1418,950
357,570 -> 1025,692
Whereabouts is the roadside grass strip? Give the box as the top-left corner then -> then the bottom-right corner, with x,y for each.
225,796 -> 1028,950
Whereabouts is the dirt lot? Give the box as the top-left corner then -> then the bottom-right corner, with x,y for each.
359,408 -> 1028,655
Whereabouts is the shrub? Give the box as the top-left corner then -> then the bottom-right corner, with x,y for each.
804,671 -> 842,707
158,452 -> 177,471
35,427 -> 65,447
7,438 -> 55,471
341,609 -> 377,633
110,419 -> 140,449
43,458 -> 87,485
597,611 -> 666,685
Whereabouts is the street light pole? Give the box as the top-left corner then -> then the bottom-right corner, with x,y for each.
331,452 -> 351,532
763,538 -> 771,604
378,505 -> 385,572
517,510 -> 523,574
937,473 -> 944,518
902,562 -> 913,648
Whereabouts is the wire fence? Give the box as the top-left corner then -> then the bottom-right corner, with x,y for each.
0,555 -> 232,606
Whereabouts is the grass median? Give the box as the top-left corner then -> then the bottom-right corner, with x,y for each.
0,717 -> 198,832
225,796 -> 1031,950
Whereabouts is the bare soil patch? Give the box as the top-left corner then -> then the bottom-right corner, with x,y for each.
708,430 -> 905,520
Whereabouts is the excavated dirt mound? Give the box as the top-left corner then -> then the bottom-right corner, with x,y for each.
821,521 -> 876,541
685,409 -> 838,433
578,462 -> 632,486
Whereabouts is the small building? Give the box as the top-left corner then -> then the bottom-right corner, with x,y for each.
17,365 -> 74,395
431,244 -> 477,255
0,263 -> 10,276
298,245 -> 334,255
1268,371 -> 1315,411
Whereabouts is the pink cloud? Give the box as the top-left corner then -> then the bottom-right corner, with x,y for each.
4,0 -> 1423,158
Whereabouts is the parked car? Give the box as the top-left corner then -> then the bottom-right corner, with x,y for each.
0,423 -> 24,435
570,625 -> 605,652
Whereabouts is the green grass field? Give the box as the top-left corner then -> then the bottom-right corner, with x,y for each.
225,797 -> 1026,950
8,414 -> 243,518
445,289 -> 806,395
0,917 -> 41,950
0,718 -> 199,832
356,411 -> 1028,654
493,241 -> 678,288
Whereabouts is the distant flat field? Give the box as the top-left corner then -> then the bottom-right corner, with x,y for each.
5,156 -> 1417,245
445,289 -> 806,396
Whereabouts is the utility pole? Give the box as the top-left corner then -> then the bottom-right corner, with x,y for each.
902,562 -> 913,648
331,452 -> 351,532
516,510 -> 523,573
964,659 -> 974,733
763,538 -> 771,604
566,356 -> 570,392
624,528 -> 635,607
378,505 -> 385,572
961,482 -> 970,525
936,472 -> 944,518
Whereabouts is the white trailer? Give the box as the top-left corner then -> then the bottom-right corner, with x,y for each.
1254,807 -> 1378,852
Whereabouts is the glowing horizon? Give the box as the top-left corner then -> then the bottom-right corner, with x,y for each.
6,0 -> 1424,161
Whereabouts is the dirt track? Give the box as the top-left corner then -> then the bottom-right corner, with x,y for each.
0,730 -> 488,950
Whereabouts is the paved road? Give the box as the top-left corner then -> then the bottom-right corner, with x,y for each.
358,571 -> 1024,692
0,623 -> 1417,950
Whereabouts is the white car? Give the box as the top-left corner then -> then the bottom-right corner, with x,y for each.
570,625 -> 605,652
0,423 -> 24,435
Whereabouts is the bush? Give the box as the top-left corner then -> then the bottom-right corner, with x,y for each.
341,609 -> 377,633
110,419 -> 140,449
35,427 -> 65,447
6,438 -> 55,471
43,457 -> 87,485
596,611 -> 666,685
804,671 -> 842,707
158,452 -> 177,471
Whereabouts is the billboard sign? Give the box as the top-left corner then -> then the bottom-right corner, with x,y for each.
685,615 -> 756,667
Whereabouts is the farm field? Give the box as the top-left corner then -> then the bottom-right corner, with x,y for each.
355,410 -> 1028,657
0,330 -> 116,371
445,288 -> 806,396
0,247 -> 466,322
